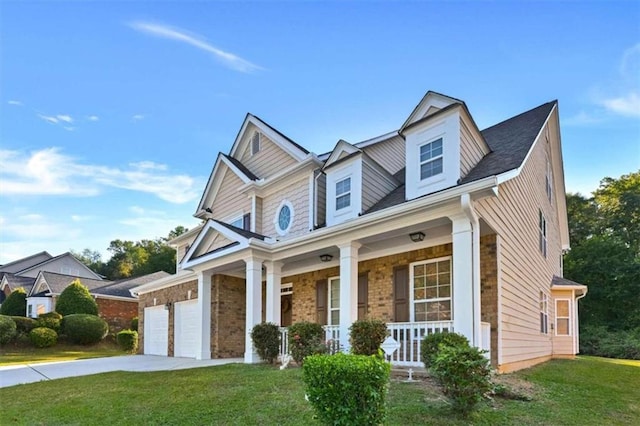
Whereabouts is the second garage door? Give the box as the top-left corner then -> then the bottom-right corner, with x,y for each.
174,299 -> 199,358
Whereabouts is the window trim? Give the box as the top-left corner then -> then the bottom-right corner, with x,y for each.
555,298 -> 571,336
539,210 -> 547,258
228,214 -> 244,229
540,291 -> 549,334
419,137 -> 444,181
274,200 -> 295,236
409,256 -> 453,322
328,276 -> 340,325
335,176 -> 351,211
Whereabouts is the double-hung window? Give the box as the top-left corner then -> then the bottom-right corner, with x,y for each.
419,138 -> 443,180
328,277 -> 340,325
540,291 -> 548,334
539,210 -> 547,258
335,177 -> 351,210
412,257 -> 452,321
555,299 -> 571,336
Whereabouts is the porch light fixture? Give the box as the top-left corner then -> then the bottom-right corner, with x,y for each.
409,232 -> 425,243
320,254 -> 333,262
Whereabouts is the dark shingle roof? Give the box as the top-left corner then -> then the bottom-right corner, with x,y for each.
94,271 -> 171,298
0,251 -> 52,274
1,273 -> 36,294
461,101 -> 556,184
214,220 -> 268,240
223,154 -> 259,181
41,272 -> 107,294
551,275 -> 586,287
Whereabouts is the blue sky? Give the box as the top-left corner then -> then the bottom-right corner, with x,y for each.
1,1 -> 638,264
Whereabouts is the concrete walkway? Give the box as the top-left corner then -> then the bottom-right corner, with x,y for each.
0,355 -> 243,388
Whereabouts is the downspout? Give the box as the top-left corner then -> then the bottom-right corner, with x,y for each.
461,193 -> 482,347
574,290 -> 588,355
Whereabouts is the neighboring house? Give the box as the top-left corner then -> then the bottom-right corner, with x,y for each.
131,91 -> 587,373
27,271 -> 169,331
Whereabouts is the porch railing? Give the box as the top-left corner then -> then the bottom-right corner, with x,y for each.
279,325 -> 341,358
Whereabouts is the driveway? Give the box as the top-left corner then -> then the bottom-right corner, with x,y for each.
0,355 -> 243,388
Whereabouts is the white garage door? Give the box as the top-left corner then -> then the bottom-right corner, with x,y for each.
144,306 -> 168,356
174,300 -> 199,358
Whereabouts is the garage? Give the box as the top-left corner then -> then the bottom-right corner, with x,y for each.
144,306 -> 168,356
174,299 -> 199,358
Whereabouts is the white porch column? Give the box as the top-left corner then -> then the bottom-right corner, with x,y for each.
338,242 -> 361,352
245,256 -> 264,363
450,213 -> 481,347
196,270 -> 213,360
265,261 -> 283,325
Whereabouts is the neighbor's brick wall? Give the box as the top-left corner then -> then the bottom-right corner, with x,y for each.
138,280 -> 198,356
212,274 -> 245,358
97,298 -> 137,333
480,234 -> 498,367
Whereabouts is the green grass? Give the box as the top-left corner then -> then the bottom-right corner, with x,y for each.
1,356 -> 638,425
0,340 -> 125,366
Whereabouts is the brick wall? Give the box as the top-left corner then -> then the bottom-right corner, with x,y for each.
480,234 -> 498,366
212,274 -> 245,357
138,280 -> 198,356
96,298 -> 137,333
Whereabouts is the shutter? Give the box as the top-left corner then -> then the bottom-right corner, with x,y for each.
316,279 -> 328,325
393,265 -> 410,322
243,213 -> 251,231
358,272 -> 368,320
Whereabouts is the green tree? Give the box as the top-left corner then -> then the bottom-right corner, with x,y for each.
0,288 -> 27,316
71,249 -> 106,276
55,280 -> 99,316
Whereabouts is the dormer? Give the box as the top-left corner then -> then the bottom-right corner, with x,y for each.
400,91 -> 490,200
323,140 -> 399,226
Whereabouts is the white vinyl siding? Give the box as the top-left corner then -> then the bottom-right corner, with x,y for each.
361,161 -> 397,212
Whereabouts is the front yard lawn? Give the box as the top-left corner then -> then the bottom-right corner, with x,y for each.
1,356 -> 638,425
0,340 -> 125,366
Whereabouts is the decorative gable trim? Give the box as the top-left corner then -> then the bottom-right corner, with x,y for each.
28,272 -> 52,297
401,91 -> 464,132
323,140 -> 362,170
229,114 -> 308,162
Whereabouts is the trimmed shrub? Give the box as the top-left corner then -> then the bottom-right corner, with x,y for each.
29,327 -> 58,348
55,279 -> 99,316
421,331 -> 470,369
61,314 -> 108,345
117,330 -> 138,353
431,344 -> 492,416
131,317 -> 139,332
251,322 -> 280,364
0,288 -> 27,316
36,314 -> 61,332
11,316 -> 37,334
303,353 -> 391,425
0,315 -> 17,345
349,318 -> 388,355
288,321 -> 326,365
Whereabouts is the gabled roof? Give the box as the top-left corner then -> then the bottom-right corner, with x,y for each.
32,271 -> 107,296
93,271 -> 170,298
229,113 -> 309,160
323,140 -> 362,170
16,252 -> 103,280
213,220 -> 268,241
461,101 -> 557,184
401,91 -> 464,132
222,154 -> 259,181
0,251 -> 52,274
0,273 -> 36,294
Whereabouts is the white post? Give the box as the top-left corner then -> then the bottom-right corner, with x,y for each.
450,213 -> 477,346
196,270 -> 212,360
245,256 -> 263,363
338,242 -> 361,352
265,261 -> 283,325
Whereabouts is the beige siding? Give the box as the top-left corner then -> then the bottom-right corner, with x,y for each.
315,173 -> 326,227
255,196 -> 263,234
206,233 -> 234,253
262,177 -> 310,239
211,168 -> 251,223
459,116 -> 488,178
362,161 -> 397,212
238,127 -> 298,179
551,289 -> 575,355
474,114 -> 562,367
363,135 -> 405,175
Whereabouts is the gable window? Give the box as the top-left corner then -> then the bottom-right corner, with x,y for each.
539,210 -> 547,258
419,138 -> 443,180
230,217 -> 244,229
328,277 -> 340,325
411,257 -> 452,322
251,131 -> 261,156
540,291 -> 548,334
335,177 -> 351,210
555,299 -> 571,336
545,159 -> 553,203
274,200 -> 294,236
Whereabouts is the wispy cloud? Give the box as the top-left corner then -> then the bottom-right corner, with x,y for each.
597,44 -> 640,119
37,113 -> 75,127
38,114 -> 60,124
601,92 -> 640,118
57,115 -> 73,123
118,206 -> 196,241
8,100 -> 23,106
563,110 -> 606,126
131,114 -> 145,122
128,21 -> 264,73
0,147 -> 200,203
87,115 -> 99,122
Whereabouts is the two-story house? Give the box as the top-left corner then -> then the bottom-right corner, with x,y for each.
131,91 -> 587,373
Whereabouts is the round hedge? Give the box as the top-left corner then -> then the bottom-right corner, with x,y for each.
0,288 -> 27,316
116,330 -> 138,353
36,315 -> 61,332
61,314 -> 109,345
11,316 -> 37,334
29,327 -> 58,348
421,331 -> 470,369
0,315 -> 17,345
55,280 -> 98,316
